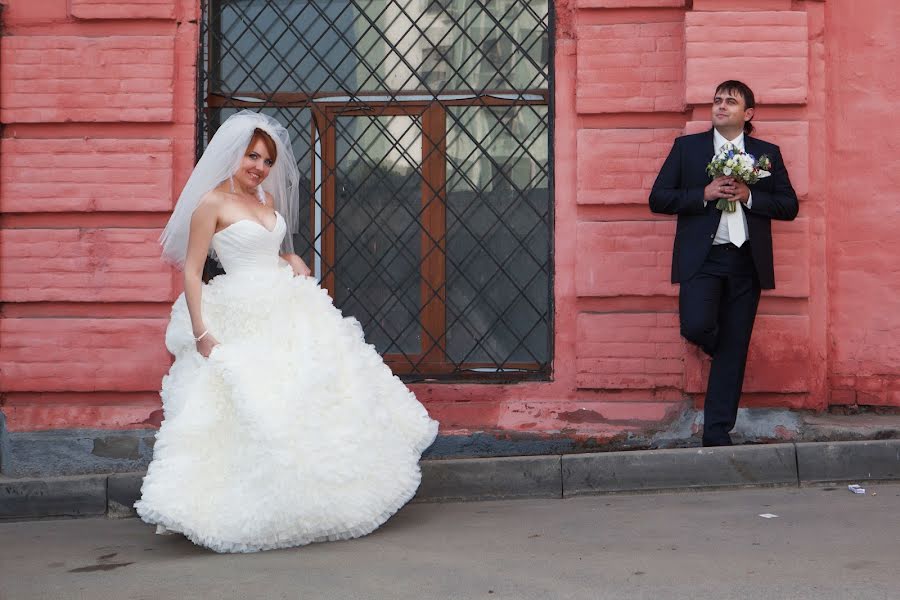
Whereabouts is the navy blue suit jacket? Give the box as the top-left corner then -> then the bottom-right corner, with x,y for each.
649,129 -> 799,290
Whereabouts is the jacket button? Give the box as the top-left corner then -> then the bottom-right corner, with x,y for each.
710,234 -> 714,239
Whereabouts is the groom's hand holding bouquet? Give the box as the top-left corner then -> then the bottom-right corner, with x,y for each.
705,143 -> 772,212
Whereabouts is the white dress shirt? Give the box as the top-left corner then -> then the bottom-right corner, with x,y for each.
710,129 -> 752,246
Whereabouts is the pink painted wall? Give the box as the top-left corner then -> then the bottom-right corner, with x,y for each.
0,0 -> 198,431
1,0 -> 897,441
825,1 -> 900,408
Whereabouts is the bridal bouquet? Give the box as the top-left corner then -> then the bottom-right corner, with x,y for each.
706,143 -> 772,212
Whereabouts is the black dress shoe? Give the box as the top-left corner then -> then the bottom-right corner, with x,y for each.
702,436 -> 733,447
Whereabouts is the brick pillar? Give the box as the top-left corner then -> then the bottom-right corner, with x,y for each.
0,0 -> 199,474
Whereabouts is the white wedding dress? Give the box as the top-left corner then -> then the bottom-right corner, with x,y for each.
135,213 -> 439,553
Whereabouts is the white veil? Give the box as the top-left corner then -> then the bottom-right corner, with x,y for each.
160,110 -> 300,269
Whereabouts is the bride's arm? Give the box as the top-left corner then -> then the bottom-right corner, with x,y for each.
184,194 -> 221,357
279,252 -> 311,277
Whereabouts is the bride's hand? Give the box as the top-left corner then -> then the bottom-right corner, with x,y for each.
284,254 -> 311,277
195,333 -> 220,358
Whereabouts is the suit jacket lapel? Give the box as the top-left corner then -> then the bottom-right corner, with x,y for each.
703,129 -> 715,158
689,129 -> 715,177
744,135 -> 759,161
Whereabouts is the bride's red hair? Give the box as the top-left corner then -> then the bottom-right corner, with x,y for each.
247,128 -> 277,163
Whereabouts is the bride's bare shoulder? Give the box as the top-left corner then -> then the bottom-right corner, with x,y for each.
199,184 -> 233,209
191,186 -> 232,223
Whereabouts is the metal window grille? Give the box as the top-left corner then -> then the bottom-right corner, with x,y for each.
198,0 -> 554,381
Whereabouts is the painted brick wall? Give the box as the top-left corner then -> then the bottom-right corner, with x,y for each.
1,138 -> 174,212
70,0 -> 176,20
1,36 -> 176,123
0,228 -> 175,302
575,313 -> 683,391
0,0 -> 194,432
576,21 -> 684,114
575,220 -> 674,298
826,1 -> 900,406
1,318 -> 170,392
576,128 -> 682,205
684,11 -> 809,105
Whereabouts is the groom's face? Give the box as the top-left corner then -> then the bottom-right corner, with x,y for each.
712,89 -> 754,132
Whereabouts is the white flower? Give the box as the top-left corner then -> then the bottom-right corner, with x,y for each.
723,167 -> 733,176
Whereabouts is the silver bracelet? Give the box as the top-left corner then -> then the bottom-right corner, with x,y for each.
194,329 -> 209,342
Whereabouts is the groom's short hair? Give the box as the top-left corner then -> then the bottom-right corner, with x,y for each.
715,80 -> 756,136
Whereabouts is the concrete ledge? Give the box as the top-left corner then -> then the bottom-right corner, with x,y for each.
797,439 -> 900,484
562,443 -> 798,496
0,475 -> 107,519
417,455 -> 562,502
1,428 -> 156,478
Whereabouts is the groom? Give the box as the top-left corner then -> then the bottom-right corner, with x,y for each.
649,80 -> 799,446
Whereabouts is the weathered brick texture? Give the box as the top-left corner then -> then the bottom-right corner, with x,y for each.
828,1 -> 900,387
70,0 -> 176,20
692,0 -> 792,11
425,399 -> 673,437
0,229 -> 176,302
1,318 -> 170,392
576,313 -> 683,390
685,315 -> 810,395
500,400 -> 676,431
3,401 -> 161,432
575,221 -> 676,298
829,376 -> 900,407
576,21 -> 684,114
830,259 -> 900,378
576,128 -> 682,205
0,36 -> 175,123
576,0 -> 684,6
1,138 -> 173,213
768,218 -> 809,299
685,11 -> 808,105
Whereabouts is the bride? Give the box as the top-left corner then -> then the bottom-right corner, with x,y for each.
135,110 -> 439,553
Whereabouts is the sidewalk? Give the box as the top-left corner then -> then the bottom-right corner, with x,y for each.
2,439 -> 898,520
2,484 -> 898,600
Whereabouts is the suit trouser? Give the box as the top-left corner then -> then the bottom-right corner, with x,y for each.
678,243 -> 761,443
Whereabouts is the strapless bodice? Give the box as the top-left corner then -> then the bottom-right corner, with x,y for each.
211,212 -> 286,273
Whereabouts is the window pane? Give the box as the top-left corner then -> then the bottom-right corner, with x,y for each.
333,115 -> 423,356
212,0 -> 549,95
445,105 -> 550,365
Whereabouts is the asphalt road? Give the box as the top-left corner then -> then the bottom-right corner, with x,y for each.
1,483 -> 898,600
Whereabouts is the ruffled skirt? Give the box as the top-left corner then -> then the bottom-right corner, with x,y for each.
135,265 -> 438,553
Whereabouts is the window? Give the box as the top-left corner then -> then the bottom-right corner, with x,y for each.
200,0 -> 553,380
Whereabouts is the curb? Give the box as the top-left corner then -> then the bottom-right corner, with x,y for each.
562,443 -> 798,496
418,455 -> 562,501
796,440 -> 900,483
2,440 -> 898,520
